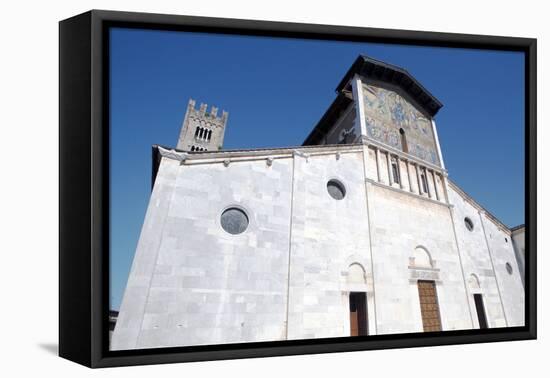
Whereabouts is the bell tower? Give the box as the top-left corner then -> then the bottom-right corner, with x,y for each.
176,99 -> 229,152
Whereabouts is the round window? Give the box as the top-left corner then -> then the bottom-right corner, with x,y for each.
505,262 -> 513,275
464,217 -> 474,231
220,207 -> 249,235
327,179 -> 346,200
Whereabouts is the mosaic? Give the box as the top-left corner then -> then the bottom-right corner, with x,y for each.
362,83 -> 440,165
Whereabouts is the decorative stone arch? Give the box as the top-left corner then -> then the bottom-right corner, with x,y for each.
348,263 -> 367,284
408,245 -> 440,283
410,245 -> 435,269
341,255 -> 370,283
340,255 -> 373,294
468,273 -> 482,294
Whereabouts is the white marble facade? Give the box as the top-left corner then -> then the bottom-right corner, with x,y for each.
111,58 -> 525,351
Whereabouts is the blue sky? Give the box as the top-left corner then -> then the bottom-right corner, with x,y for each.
110,27 -> 525,310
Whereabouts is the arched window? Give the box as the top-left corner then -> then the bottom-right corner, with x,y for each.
191,146 -> 195,151
208,130 -> 212,141
399,128 -> 408,153
194,127 -> 200,138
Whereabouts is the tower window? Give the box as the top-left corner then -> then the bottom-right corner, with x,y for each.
399,128 -> 408,153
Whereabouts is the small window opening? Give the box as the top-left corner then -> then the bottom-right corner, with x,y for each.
505,262 -> 513,275
391,159 -> 400,184
220,207 -> 249,235
327,179 -> 346,200
420,169 -> 428,193
464,217 -> 474,231
399,128 -> 408,153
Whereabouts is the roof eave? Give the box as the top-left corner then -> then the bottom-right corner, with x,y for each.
335,55 -> 443,117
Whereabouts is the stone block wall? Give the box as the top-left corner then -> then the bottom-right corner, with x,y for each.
112,144 -> 524,350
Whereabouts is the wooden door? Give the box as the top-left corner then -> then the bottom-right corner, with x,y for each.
349,292 -> 368,336
417,280 -> 442,332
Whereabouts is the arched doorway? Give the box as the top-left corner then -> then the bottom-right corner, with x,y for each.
347,263 -> 368,336
469,274 -> 488,329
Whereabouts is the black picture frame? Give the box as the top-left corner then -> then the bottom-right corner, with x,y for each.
59,9 -> 537,368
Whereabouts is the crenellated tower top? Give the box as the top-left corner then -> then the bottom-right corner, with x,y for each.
176,99 -> 228,152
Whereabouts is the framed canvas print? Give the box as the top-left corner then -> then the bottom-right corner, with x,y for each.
59,10 -> 536,368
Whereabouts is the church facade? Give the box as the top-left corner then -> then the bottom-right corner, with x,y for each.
111,55 -> 525,350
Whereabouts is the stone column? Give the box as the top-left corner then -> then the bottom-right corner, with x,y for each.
351,75 -> 368,138
386,152 -> 393,186
425,168 -> 432,199
415,163 -> 422,195
432,170 -> 440,201
375,147 -> 382,183
405,160 -> 413,192
441,174 -> 450,203
397,157 -> 404,190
